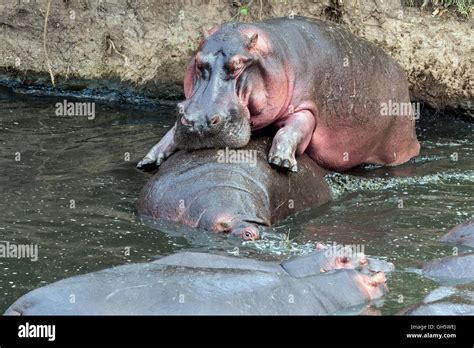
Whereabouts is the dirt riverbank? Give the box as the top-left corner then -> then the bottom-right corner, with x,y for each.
0,0 -> 472,116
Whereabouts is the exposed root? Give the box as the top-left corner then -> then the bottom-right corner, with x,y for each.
43,0 -> 55,86
106,38 -> 130,67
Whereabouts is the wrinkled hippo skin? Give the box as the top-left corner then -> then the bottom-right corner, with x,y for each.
137,136 -> 331,240
422,254 -> 474,285
441,218 -> 474,248
401,219 -> 474,315
399,284 -> 474,315
138,17 -> 419,172
5,250 -> 389,315
282,243 -> 395,277
421,219 -> 474,285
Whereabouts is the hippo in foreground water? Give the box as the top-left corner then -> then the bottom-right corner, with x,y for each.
138,17 -> 419,172
441,218 -> 474,248
399,284 -> 474,316
400,219 -> 474,315
137,136 -> 332,241
422,219 -> 474,285
5,249 -> 389,315
422,254 -> 474,285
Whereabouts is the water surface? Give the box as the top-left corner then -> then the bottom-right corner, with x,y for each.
0,89 -> 472,314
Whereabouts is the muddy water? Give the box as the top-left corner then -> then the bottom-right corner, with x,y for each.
0,88 -> 472,314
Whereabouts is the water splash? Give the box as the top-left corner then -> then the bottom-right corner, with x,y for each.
325,170 -> 474,198
409,155 -> 446,163
243,230 -> 316,256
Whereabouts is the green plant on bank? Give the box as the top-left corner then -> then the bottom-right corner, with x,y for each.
403,0 -> 473,16
231,0 -> 263,22
283,228 -> 294,250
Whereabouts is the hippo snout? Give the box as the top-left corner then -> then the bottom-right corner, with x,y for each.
174,101 -> 251,151
362,272 -> 388,299
180,114 -> 222,129
178,102 -> 223,131
211,215 -> 261,241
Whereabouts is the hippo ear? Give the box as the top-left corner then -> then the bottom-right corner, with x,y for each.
247,33 -> 259,50
243,31 -> 270,55
183,56 -> 196,99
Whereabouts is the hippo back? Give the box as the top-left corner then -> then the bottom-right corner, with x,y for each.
441,219 -> 474,248
137,136 -> 332,227
5,252 -> 386,315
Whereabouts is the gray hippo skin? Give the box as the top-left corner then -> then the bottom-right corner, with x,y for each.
441,218 -> 474,248
400,284 -> 474,316
422,219 -> 474,285
5,250 -> 388,315
137,136 -> 331,240
138,17 -> 419,172
422,254 -> 474,285
400,219 -> 474,315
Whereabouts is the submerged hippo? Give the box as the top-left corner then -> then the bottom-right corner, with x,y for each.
421,219 -> 474,285
422,254 -> 474,285
404,219 -> 474,315
399,284 -> 474,316
5,250 -> 388,315
137,136 -> 331,240
441,218 -> 474,248
138,17 -> 419,172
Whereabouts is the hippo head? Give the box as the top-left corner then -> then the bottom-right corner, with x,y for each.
209,213 -> 263,241
186,188 -> 270,241
174,24 -> 269,150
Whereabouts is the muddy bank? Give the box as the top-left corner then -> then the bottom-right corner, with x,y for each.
0,0 -> 472,115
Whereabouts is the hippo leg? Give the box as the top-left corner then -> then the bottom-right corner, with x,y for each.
137,124 -> 178,171
268,110 -> 315,172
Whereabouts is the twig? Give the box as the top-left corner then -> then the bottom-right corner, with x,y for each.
259,0 -> 263,20
43,0 -> 55,86
107,38 -> 130,67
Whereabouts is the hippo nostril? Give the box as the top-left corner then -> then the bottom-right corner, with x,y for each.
209,115 -> 221,126
359,257 -> 369,268
181,116 -> 191,126
214,221 -> 231,233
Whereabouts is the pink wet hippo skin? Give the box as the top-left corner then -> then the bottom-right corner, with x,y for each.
137,17 -> 420,172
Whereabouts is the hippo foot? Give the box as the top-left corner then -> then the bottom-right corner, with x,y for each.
136,154 -> 164,171
268,157 -> 298,172
268,154 -> 298,172
137,125 -> 178,171
268,140 -> 298,172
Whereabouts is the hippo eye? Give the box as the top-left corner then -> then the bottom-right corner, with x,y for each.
233,58 -> 243,70
227,55 -> 250,78
195,61 -> 210,79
